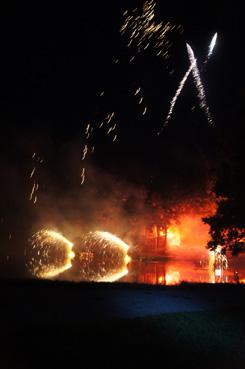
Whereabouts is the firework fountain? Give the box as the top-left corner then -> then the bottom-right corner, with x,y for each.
74,231 -> 131,282
26,230 -> 75,279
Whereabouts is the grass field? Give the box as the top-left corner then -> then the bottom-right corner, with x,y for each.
0,280 -> 244,369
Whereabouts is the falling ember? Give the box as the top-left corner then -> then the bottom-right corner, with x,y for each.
80,167 -> 85,185
106,112 -> 115,124
75,231 -> 131,282
81,111 -> 118,183
82,145 -> 88,160
120,0 -> 182,59
29,182 -> 37,201
135,87 -> 141,96
30,167 -> 36,179
26,230 -> 75,279
186,43 -> 213,125
29,152 -> 43,204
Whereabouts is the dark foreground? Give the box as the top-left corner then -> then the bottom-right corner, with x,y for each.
0,279 -> 245,369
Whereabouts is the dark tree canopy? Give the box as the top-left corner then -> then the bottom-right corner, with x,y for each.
203,98 -> 245,255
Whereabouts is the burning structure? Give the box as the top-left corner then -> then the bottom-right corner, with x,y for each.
132,196 -> 217,260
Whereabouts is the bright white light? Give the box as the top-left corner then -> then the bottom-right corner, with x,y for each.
186,43 -> 213,125
207,32 -> 217,59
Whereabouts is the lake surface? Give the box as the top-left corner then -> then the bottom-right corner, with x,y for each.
121,253 -> 245,285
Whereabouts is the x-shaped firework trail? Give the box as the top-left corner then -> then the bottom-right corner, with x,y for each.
158,33 -> 217,134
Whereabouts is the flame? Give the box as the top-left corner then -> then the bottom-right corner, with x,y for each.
165,211 -> 215,260
158,275 -> 164,284
167,226 -> 181,246
165,271 -> 180,285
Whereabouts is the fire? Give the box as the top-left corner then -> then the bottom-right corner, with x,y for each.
158,275 -> 165,284
167,226 -> 181,246
165,271 -> 180,285
159,229 -> 165,237
140,196 -> 217,260
165,213 -> 215,260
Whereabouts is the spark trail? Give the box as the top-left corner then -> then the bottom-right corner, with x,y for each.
158,60 -> 196,134
120,0 -> 182,59
80,111 -> 117,185
160,33 -> 217,132
27,230 -> 75,279
206,32 -> 217,62
76,231 -> 131,282
186,43 -> 213,125
29,152 -> 44,204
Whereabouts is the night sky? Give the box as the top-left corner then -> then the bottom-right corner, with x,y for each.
0,1 -> 244,276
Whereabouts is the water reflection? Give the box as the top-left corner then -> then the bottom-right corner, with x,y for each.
121,253 -> 245,285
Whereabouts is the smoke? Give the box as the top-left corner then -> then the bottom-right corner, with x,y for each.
33,163 -> 150,249
0,129 -> 217,279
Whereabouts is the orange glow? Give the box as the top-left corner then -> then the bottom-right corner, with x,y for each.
159,230 -> 165,237
158,275 -> 164,284
167,226 -> 181,246
165,271 -> 180,285
138,197 -> 218,263
165,212 -> 214,260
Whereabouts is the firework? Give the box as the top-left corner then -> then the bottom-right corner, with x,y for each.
80,112 -> 118,184
159,60 -> 196,133
206,32 -> 217,62
82,144 -> 88,161
27,230 -> 75,278
186,43 -> 213,125
75,231 -> 131,282
132,86 -> 148,117
160,33 -> 217,131
80,167 -> 85,185
29,152 -> 43,204
121,0 -> 182,59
